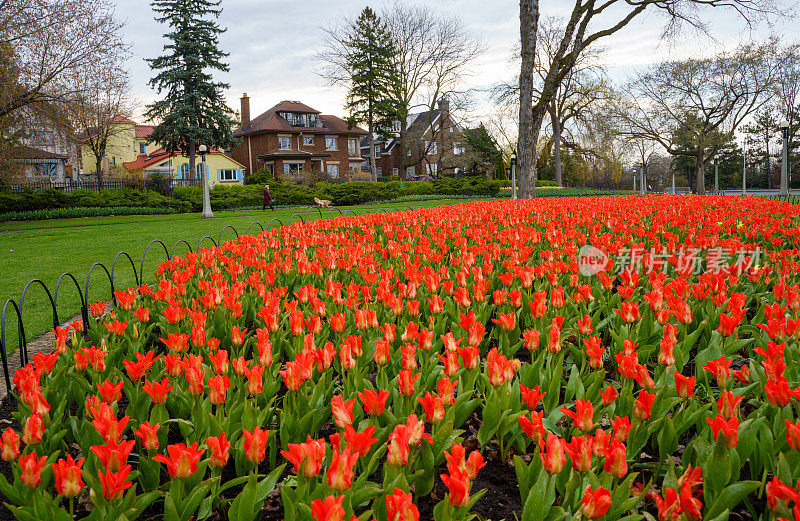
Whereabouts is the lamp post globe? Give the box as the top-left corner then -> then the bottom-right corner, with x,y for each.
198,144 -> 214,218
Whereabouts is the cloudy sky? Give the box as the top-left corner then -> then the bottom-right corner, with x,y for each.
117,0 -> 796,124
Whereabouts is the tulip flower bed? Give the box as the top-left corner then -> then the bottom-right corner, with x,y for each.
3,196 -> 800,521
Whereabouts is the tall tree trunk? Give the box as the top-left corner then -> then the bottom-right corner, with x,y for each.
95,157 -> 103,187
695,152 -> 706,195
765,130 -> 771,189
189,142 -> 196,181
517,0 -> 539,198
549,102 -> 562,187
368,122 -> 377,182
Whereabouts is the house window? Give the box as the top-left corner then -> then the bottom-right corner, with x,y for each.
111,157 -> 116,166
283,163 -> 302,174
375,167 -> 382,177
326,136 -> 338,150
348,162 -> 360,172
348,138 -> 358,156
303,136 -> 313,145
279,136 -> 291,150
407,148 -> 412,156
179,163 -> 189,178
426,163 -> 437,176
327,163 -> 339,178
219,169 -> 238,181
392,121 -> 401,133
425,141 -> 437,155
406,166 -> 415,178
392,168 -> 399,177
374,145 -> 381,156
196,163 -> 205,177
453,142 -> 464,155
139,142 -> 146,155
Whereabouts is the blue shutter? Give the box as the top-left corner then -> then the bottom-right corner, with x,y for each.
216,169 -> 220,181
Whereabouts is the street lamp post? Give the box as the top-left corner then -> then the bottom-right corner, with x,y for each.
632,169 -> 636,192
639,166 -> 645,195
510,152 -> 517,200
671,172 -> 675,195
714,156 -> 719,193
742,140 -> 747,196
199,144 -> 213,218
781,120 -> 790,196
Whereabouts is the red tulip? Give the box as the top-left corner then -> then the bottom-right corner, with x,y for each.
603,439 -> 628,478
97,464 -> 133,501
343,424 -> 377,458
634,391 -> 655,420
561,399 -> 594,431
417,392 -> 445,423
581,485 -> 612,519
706,414 -> 739,448
786,419 -> 800,450
281,435 -> 326,477
440,467 -> 471,507
208,375 -> 230,405
703,356 -> 733,387
357,388 -> 389,416
385,487 -> 420,521
143,377 -> 173,404
327,447 -> 358,491
563,435 -> 594,472
519,410 -> 545,443
386,425 -> 410,466
331,395 -> 355,428
519,384 -> 545,410
600,386 -> 618,406
674,371 -> 695,399
52,454 -> 85,497
612,415 -> 632,442
539,433 -> 566,474
310,495 -> 345,521
22,413 -> 44,445
209,349 -> 229,374
92,439 -> 135,472
134,421 -> 160,451
397,369 -> 419,396
206,433 -> 231,467
242,426 -> 270,464
20,451 -> 47,488
1,427 -> 20,461
244,364 -> 264,396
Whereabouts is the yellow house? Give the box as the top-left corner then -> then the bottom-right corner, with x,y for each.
78,116 -> 160,173
122,147 -> 245,187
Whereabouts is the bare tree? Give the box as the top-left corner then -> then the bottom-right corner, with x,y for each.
68,67 -> 132,184
0,0 -> 127,118
774,42 -> 799,179
515,0 -> 778,198
381,2 -> 483,179
616,41 -> 778,194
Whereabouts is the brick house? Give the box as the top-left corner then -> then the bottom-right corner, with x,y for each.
360,99 -> 467,180
230,95 -> 367,180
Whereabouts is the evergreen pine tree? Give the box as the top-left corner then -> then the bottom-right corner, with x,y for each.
145,0 -> 238,181
342,7 -> 397,182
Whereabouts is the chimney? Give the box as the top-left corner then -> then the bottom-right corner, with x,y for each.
438,98 -> 449,119
240,93 -> 251,126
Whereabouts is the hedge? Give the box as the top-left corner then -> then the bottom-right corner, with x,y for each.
0,206 -> 179,222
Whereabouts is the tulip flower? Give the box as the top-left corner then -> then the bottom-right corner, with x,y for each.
327,447 -> 358,491
491,312 -> 516,331
612,416 -> 632,442
1,427 -> 20,461
357,388 -> 389,416
418,392 -> 445,423
717,390 -> 743,419
386,425 -> 410,466
153,442 -> 205,479
561,399 -> 594,431
52,454 -> 85,498
519,411 -> 545,443
405,414 -> 432,446
20,451 -> 47,488
209,349 -> 229,374
456,345 -> 480,369
310,495 -> 345,521
634,391 -> 655,420
539,433 -> 566,474
385,488 -> 420,521
92,439 -> 135,472
706,414 -> 739,448
703,356 -> 733,387
208,375 -> 231,405
134,421 -> 160,451
397,369 -> 419,397
584,336 -> 605,369
674,372 -> 695,399
242,426 -> 270,464
519,384 -> 545,410
581,486 -> 612,519
786,419 -> 800,450
331,395 -> 355,428
244,364 -> 264,396
22,413 -> 44,445
143,377 -> 173,404
441,466 -> 472,507
97,465 -> 133,501
600,386 -> 618,406
564,435 -> 594,472
282,435 -> 326,477
522,328 -> 540,351
603,439 -> 628,478
343,424 -> 377,458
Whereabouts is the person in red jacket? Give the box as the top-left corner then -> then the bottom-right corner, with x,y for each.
262,185 -> 274,211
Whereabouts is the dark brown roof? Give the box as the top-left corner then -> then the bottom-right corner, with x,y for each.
10,146 -> 67,161
234,101 -> 366,137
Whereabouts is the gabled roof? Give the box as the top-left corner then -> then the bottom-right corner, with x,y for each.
113,116 -> 137,125
10,146 -> 68,161
135,125 -> 154,139
233,100 -> 366,137
123,147 -> 242,171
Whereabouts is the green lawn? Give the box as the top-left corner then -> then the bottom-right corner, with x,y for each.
0,199 -> 476,350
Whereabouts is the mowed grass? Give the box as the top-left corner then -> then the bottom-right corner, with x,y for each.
0,199 -> 476,351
